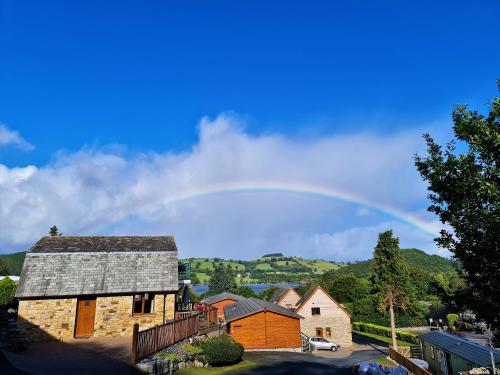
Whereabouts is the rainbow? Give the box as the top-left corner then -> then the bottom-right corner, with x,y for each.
158,181 -> 439,237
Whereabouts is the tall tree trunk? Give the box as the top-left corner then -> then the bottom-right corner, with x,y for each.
389,296 -> 398,349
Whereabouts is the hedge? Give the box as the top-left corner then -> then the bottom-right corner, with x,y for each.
197,335 -> 244,366
352,322 -> 420,345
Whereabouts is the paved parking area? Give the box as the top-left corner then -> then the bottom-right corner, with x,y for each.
1,336 -> 139,375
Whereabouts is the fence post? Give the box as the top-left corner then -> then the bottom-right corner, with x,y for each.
131,323 -> 139,365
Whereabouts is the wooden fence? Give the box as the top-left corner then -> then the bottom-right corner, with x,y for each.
389,347 -> 432,375
131,314 -> 199,364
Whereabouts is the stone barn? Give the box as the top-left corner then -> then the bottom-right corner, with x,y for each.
15,236 -> 179,342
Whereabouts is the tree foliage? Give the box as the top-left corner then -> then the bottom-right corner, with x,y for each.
0,259 -> 9,276
207,263 -> 237,296
370,230 -> 415,347
0,276 -> 17,306
327,273 -> 370,303
415,82 -> 500,328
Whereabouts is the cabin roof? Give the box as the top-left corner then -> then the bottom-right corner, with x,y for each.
421,331 -> 500,366
268,287 -> 296,304
224,297 -> 303,322
15,236 -> 178,298
201,292 -> 246,305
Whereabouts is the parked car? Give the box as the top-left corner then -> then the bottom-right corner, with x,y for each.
309,337 -> 340,351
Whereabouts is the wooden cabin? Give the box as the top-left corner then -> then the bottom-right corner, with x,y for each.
224,297 -> 303,351
268,286 -> 301,309
295,285 -> 352,346
15,236 -> 178,342
201,292 -> 246,320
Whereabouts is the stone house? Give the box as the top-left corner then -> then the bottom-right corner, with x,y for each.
268,286 -> 301,309
295,285 -> 352,346
15,236 -> 178,342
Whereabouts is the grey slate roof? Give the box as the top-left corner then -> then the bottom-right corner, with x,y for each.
421,331 -> 500,366
268,287 -> 292,304
224,297 -> 303,322
30,236 -> 177,253
16,236 -> 178,298
201,292 -> 246,305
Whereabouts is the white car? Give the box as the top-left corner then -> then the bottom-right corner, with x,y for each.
308,337 -> 340,351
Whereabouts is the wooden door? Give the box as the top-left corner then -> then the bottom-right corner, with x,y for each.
75,298 -> 96,337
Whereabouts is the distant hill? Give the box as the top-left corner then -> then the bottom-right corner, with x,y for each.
335,248 -> 455,278
0,251 -> 27,275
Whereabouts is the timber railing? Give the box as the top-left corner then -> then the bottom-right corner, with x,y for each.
389,347 -> 432,375
131,314 -> 199,364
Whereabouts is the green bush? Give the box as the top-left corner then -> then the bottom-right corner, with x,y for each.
181,343 -> 204,356
446,313 -> 459,328
0,277 -> 16,306
155,352 -> 181,361
198,335 -> 243,366
352,322 -> 420,345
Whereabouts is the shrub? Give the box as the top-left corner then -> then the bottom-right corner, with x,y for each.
0,277 -> 16,306
198,335 -> 243,366
181,343 -> 204,356
155,352 -> 181,361
446,313 -> 459,328
352,322 -> 420,345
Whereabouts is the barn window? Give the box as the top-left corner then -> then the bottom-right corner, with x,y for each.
326,327 -> 331,337
133,293 -> 155,315
312,307 -> 321,315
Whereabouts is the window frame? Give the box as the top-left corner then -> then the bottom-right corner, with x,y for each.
132,293 -> 155,315
311,307 -> 321,315
325,327 -> 331,337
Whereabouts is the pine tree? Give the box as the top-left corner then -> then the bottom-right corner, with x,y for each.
207,263 -> 237,296
49,226 -> 62,236
370,230 -> 414,349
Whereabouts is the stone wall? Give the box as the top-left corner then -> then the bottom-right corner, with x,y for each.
94,293 -> 175,337
17,293 -> 176,342
17,298 -> 77,342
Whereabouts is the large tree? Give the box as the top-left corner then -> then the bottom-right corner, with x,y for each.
370,230 -> 414,349
415,83 -> 499,329
207,263 -> 237,296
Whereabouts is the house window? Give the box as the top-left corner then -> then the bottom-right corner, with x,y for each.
326,327 -> 331,337
133,293 -> 155,315
312,307 -> 321,315
316,327 -> 323,337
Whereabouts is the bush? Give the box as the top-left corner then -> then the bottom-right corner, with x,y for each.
0,277 -> 16,306
155,352 -> 181,361
181,343 -> 204,356
446,313 -> 459,328
198,335 -> 243,366
352,322 -> 420,345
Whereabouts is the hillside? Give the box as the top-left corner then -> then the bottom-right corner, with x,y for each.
334,248 -> 455,278
181,255 -> 342,284
0,251 -> 27,275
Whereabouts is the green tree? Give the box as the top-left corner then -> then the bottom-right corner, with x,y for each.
415,83 -> 500,330
0,276 -> 17,306
235,285 -> 257,298
328,273 -> 370,303
370,230 -> 414,349
0,259 -> 9,276
49,225 -> 61,236
207,263 -> 237,296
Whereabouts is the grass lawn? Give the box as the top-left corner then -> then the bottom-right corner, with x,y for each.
193,272 -> 210,284
352,330 -> 413,347
179,360 -> 258,375
375,356 -> 397,368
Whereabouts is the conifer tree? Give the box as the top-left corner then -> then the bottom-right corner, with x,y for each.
370,230 -> 413,349
207,263 -> 237,296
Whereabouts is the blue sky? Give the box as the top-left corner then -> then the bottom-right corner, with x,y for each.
0,1 -> 499,258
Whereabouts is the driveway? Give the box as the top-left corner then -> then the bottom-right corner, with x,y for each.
237,335 -> 389,375
1,336 -> 140,375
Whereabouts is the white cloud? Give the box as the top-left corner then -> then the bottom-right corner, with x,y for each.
0,124 -> 34,151
0,113 -> 444,259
